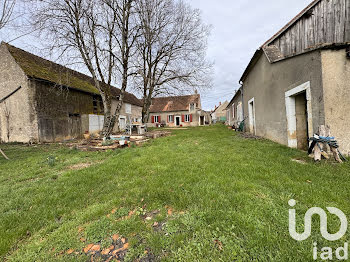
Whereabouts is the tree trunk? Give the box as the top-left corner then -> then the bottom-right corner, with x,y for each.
100,90 -> 113,137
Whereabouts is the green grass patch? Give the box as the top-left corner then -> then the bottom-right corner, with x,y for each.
0,125 -> 349,261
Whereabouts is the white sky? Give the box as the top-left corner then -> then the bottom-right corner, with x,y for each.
1,0 -> 313,111
186,0 -> 312,110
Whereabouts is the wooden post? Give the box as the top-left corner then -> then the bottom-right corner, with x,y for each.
314,126 -> 326,161
0,148 -> 9,160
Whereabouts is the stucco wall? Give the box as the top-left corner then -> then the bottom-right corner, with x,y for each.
148,110 -> 202,127
321,49 -> 350,155
242,50 -> 325,146
0,44 -> 37,143
226,91 -> 243,127
111,100 -> 142,131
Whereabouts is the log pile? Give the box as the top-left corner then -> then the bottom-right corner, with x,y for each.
308,125 -> 347,163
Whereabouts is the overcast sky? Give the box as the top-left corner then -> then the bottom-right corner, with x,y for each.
1,0 -> 312,111
186,0 -> 312,110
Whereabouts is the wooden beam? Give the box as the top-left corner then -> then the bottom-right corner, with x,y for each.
0,149 -> 9,160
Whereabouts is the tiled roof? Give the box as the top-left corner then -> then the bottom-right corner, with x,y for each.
2,42 -> 142,107
150,94 -> 200,113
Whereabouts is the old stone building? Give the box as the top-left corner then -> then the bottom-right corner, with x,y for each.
211,101 -> 229,124
237,0 -> 350,154
225,88 -> 243,127
147,94 -> 209,127
0,42 -> 143,143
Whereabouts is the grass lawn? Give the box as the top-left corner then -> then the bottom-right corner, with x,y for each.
1,125 -> 350,261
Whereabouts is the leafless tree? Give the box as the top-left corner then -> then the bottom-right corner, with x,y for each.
134,0 -> 212,123
0,0 -> 16,30
28,0 -> 138,136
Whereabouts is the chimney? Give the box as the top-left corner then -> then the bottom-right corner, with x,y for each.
194,89 -> 198,94
219,102 -> 221,106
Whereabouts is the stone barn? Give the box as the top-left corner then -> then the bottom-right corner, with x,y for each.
239,0 -> 350,154
0,42 -> 142,143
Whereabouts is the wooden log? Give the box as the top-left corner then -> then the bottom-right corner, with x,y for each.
0,148 -> 9,160
314,143 -> 322,161
331,147 -> 343,163
326,125 -> 343,163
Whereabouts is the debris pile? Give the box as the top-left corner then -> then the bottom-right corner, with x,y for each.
66,130 -> 171,152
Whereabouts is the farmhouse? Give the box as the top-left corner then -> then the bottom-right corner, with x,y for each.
147,94 -> 209,127
0,42 -> 143,143
237,0 -> 350,154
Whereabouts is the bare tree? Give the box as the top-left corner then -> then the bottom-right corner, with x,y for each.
0,0 -> 16,30
134,0 -> 212,123
28,0 -> 138,136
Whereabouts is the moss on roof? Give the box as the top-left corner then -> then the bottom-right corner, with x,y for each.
3,42 -> 143,106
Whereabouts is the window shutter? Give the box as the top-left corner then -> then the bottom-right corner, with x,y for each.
152,116 -> 155,123
190,114 -> 193,122
167,115 -> 169,123
182,114 -> 185,122
158,116 -> 161,123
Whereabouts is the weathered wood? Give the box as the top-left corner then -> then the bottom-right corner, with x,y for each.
269,0 -> 349,57
331,146 -> 343,163
326,125 -> 343,163
0,148 -> 9,160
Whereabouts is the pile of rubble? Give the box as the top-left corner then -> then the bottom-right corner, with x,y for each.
66,130 -> 171,152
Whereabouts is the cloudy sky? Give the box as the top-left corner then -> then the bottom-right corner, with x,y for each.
186,0 -> 312,110
1,0 -> 312,111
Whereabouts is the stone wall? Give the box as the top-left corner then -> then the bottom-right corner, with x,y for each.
321,48 -> 350,155
0,44 -> 37,143
242,50 -> 325,146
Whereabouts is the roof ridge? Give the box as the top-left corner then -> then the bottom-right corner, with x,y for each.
2,42 -> 142,106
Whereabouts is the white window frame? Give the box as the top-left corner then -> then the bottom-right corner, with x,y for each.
232,103 -> 235,119
125,103 -> 131,114
248,98 -> 256,135
154,115 -> 160,123
168,115 -> 174,123
189,103 -> 195,112
185,114 -> 191,122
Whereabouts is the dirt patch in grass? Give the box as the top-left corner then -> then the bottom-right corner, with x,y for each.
67,161 -> 104,171
291,158 -> 308,165
68,163 -> 94,170
239,132 -> 263,140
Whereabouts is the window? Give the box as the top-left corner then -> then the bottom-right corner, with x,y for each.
154,115 -> 160,123
168,115 -> 174,123
125,103 -> 131,114
185,114 -> 191,122
190,103 -> 195,111
232,104 -> 235,119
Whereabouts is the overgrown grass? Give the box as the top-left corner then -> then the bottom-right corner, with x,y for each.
0,125 -> 349,261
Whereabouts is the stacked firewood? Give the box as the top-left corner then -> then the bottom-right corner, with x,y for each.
308,125 -> 347,163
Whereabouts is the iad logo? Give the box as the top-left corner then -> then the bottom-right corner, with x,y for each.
288,199 -> 348,260
288,199 -> 348,241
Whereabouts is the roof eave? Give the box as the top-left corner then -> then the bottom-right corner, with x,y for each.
239,49 -> 263,83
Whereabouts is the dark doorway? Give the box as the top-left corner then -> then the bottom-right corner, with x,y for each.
295,92 -> 308,150
200,116 -> 205,126
175,116 -> 181,126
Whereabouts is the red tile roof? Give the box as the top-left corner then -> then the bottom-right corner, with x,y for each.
150,95 -> 200,113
